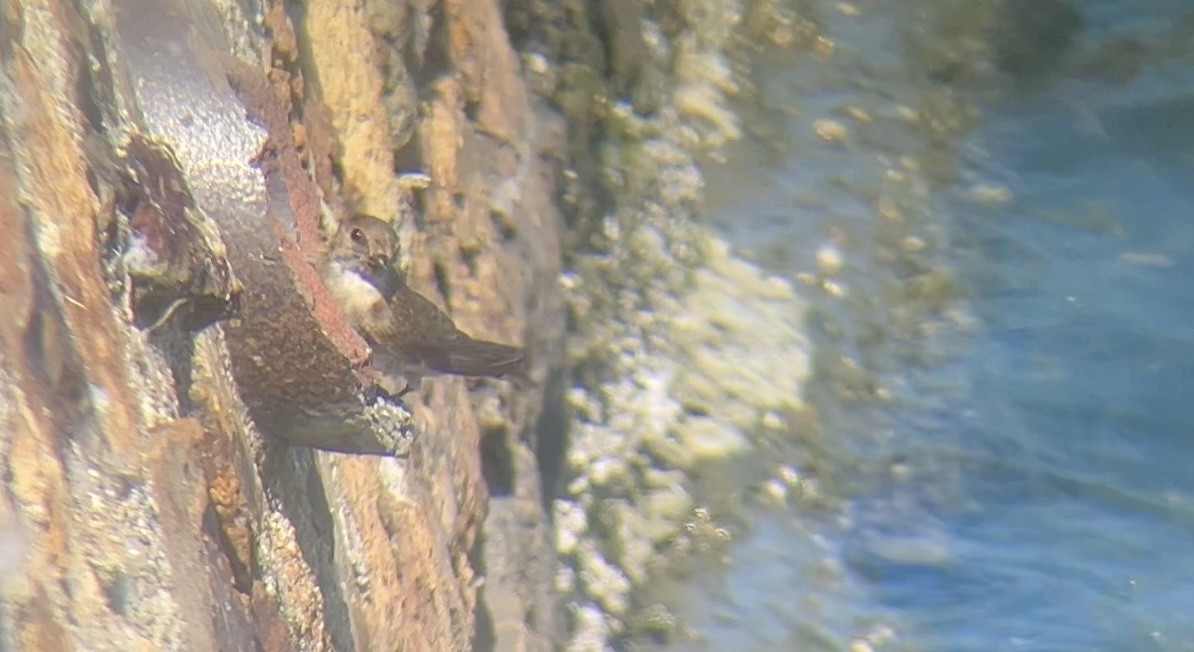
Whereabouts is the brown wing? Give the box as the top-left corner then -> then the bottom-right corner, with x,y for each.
354,292 -> 406,353
388,285 -> 464,343
359,283 -> 466,352
364,283 -> 525,377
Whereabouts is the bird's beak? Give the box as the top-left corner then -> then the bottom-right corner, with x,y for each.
368,255 -> 389,270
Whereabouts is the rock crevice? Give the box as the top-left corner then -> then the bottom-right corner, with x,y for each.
1,0 -> 565,649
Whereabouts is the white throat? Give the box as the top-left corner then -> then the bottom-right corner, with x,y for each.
323,260 -> 384,326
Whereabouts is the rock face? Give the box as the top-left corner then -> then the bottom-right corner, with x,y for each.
0,0 -> 563,649
499,1 -> 818,647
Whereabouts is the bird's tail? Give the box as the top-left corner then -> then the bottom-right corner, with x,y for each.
437,339 -> 527,379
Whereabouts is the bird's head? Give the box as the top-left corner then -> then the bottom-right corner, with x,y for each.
330,214 -> 400,279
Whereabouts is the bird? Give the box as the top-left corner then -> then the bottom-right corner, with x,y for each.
320,213 -> 527,396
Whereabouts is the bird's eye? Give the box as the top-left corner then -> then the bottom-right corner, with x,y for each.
350,228 -> 365,243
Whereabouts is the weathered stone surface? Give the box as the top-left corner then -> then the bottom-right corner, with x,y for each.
0,0 -> 564,650
501,0 -> 816,648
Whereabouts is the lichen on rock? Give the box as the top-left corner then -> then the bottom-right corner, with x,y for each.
503,0 -> 820,647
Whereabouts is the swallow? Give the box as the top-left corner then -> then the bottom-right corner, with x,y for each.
321,213 -> 526,395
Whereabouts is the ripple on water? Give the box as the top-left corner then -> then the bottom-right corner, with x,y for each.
652,0 -> 1194,650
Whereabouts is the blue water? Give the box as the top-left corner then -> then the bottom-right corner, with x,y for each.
676,1 -> 1194,650
859,86 -> 1194,649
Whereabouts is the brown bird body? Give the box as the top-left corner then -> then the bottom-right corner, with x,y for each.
321,214 -> 526,395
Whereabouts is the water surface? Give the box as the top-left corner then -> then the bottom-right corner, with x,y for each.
662,1 -> 1194,650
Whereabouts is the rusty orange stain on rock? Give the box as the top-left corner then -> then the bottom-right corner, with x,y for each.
10,46 -> 142,459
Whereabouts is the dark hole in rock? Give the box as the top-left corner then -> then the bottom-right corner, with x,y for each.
534,366 -> 570,510
490,210 -> 519,242
101,570 -> 130,616
464,98 -> 481,122
204,502 -> 252,595
432,259 -> 452,302
459,244 -> 480,276
479,425 -> 515,496
413,2 -> 452,88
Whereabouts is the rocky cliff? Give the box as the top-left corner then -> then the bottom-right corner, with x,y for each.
0,0 -> 565,649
